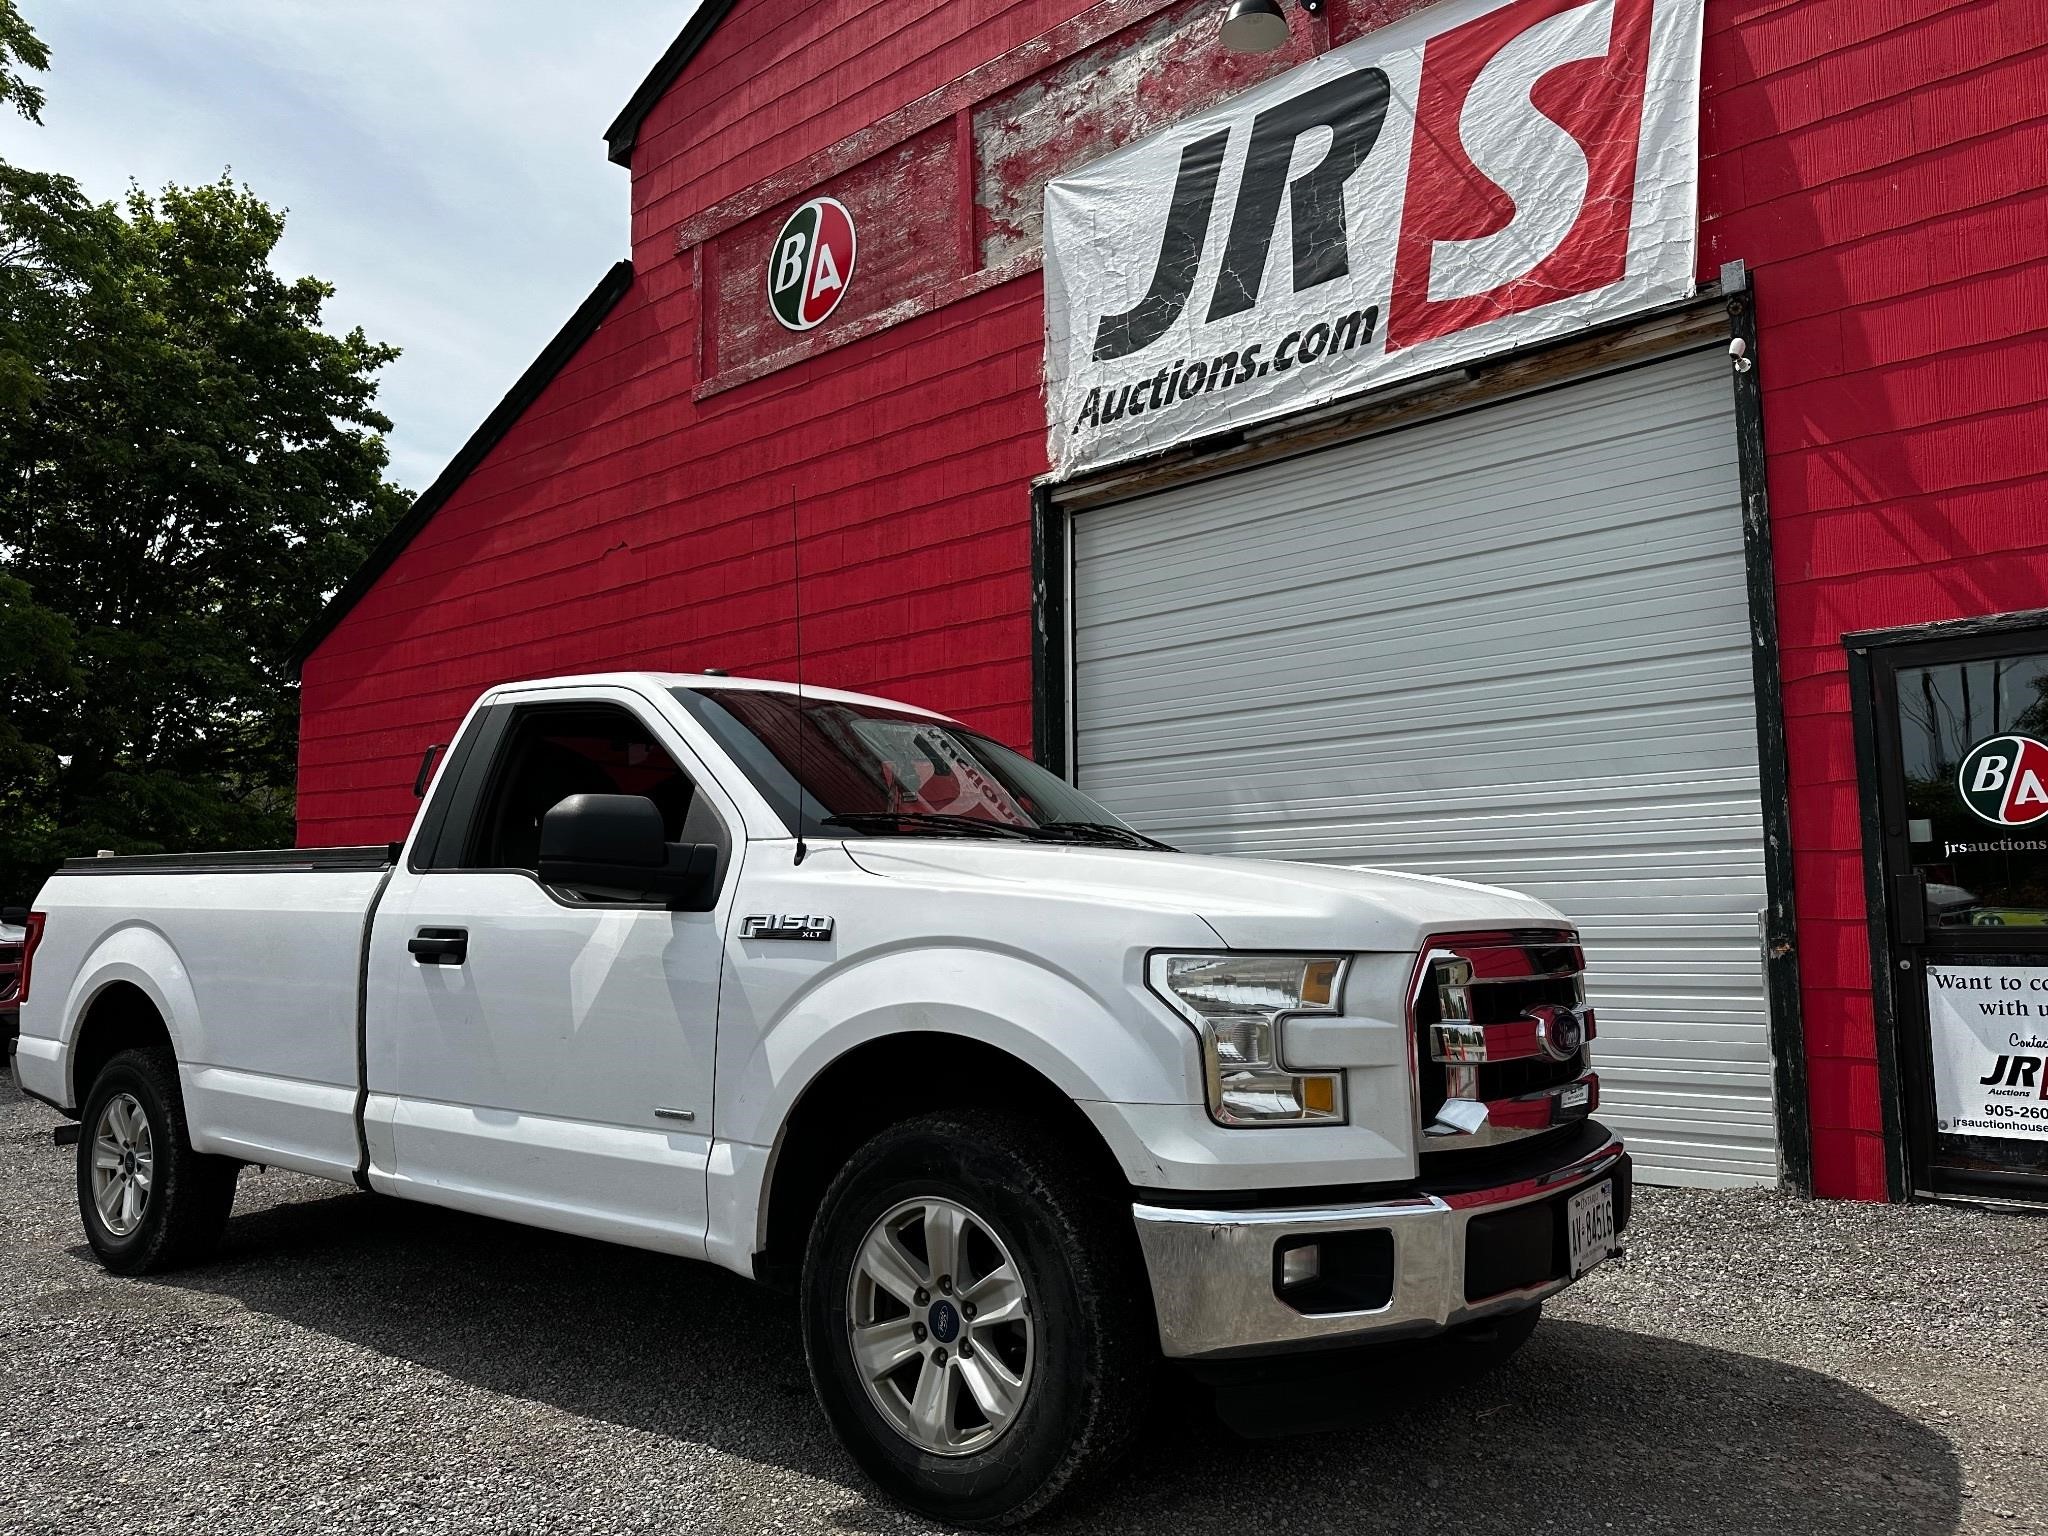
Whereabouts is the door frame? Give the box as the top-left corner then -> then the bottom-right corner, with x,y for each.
1846,605 -> 2048,1204
1032,279 -> 1812,1193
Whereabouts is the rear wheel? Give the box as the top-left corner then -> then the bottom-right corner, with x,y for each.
77,1048 -> 238,1273
801,1111 -> 1153,1527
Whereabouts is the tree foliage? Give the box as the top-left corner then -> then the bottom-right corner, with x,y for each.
0,0 -> 49,124
0,4 -> 406,903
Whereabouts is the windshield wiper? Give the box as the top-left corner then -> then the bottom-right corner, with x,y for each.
822,811 -> 1041,841
1031,820 -> 1178,852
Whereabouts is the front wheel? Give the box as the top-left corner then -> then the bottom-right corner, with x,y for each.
801,1111 -> 1153,1527
77,1047 -> 239,1274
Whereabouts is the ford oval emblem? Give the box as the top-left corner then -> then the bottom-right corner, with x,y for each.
1526,1004 -> 1585,1062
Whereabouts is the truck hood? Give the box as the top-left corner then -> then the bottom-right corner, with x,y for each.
838,841 -> 1567,952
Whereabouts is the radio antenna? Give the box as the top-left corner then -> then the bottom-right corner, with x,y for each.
789,487 -> 810,866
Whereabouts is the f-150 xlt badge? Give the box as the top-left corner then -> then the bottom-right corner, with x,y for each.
741,913 -> 836,942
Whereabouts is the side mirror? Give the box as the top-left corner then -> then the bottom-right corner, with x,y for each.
537,794 -> 720,911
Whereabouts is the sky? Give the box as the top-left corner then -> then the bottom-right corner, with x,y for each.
0,1 -> 696,491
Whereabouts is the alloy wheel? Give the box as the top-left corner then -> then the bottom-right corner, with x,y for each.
847,1195 -> 1035,1456
91,1092 -> 154,1238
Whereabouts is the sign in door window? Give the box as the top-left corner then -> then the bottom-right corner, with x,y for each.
1926,964 -> 2048,1142
1897,654 -> 2048,928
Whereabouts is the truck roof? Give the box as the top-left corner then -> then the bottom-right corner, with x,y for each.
484,672 -> 958,723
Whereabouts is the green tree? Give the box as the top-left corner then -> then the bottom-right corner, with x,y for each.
0,2 -> 405,904
0,0 -> 49,124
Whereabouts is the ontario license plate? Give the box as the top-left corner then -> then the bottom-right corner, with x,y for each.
1567,1180 -> 1615,1277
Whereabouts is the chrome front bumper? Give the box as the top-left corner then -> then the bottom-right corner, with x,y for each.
1132,1129 -> 1628,1359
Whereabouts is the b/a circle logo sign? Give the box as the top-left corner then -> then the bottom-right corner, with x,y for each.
1958,734 -> 2048,826
767,196 -> 856,332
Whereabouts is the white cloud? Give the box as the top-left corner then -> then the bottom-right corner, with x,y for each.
0,0 -> 695,490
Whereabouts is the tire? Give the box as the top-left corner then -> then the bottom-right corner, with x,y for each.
77,1047 -> 239,1274
801,1111 -> 1154,1527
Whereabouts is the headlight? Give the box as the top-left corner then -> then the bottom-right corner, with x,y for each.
1149,953 -> 1348,1126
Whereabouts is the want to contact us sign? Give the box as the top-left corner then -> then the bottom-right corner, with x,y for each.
1927,964 -> 2048,1142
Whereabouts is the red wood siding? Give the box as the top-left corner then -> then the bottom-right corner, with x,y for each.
1699,0 -> 2048,1198
301,0 -> 2048,1204
298,247 -> 1048,845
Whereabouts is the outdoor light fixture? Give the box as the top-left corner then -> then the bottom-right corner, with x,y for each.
1220,0 -> 1289,52
1220,0 -> 1321,55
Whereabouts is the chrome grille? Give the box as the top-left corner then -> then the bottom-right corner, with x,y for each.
1410,930 -> 1596,1146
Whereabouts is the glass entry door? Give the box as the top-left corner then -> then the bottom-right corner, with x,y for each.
1864,620 -> 2048,1203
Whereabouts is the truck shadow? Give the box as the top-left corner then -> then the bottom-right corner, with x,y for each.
149,1184 -> 1964,1536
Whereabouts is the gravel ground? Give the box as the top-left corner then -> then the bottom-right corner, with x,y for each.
2,1085 -> 2042,1536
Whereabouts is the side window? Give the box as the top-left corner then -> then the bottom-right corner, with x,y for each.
461,704 -> 719,874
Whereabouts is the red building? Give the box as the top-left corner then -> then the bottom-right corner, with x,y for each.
294,0 -> 2048,1206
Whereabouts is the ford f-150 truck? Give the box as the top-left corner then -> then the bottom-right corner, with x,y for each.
13,672 -> 1629,1525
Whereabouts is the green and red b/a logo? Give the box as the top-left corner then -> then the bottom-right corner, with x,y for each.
1959,734 -> 2048,826
767,196 -> 856,332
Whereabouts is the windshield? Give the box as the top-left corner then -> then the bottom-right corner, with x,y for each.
671,687 -> 1168,849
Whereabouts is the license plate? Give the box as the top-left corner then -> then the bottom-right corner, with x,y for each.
1567,1179 -> 1615,1277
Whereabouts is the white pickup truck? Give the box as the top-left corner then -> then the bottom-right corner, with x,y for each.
13,672 -> 1629,1525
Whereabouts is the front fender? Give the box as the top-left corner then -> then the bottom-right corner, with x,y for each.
719,943 -> 1201,1154
700,943 -> 1202,1276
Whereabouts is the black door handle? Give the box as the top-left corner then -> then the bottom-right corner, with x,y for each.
409,927 -> 468,965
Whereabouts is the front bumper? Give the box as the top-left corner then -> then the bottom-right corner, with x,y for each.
1132,1124 -> 1629,1359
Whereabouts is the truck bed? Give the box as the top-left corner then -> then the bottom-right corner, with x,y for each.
23,850 -> 397,1180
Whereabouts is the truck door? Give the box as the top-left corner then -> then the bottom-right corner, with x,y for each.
365,689 -> 740,1253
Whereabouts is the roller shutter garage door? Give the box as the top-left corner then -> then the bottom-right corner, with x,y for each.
1071,350 -> 1777,1188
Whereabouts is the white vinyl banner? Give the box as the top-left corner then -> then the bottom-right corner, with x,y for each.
1043,0 -> 1707,476
1927,965 -> 2048,1143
